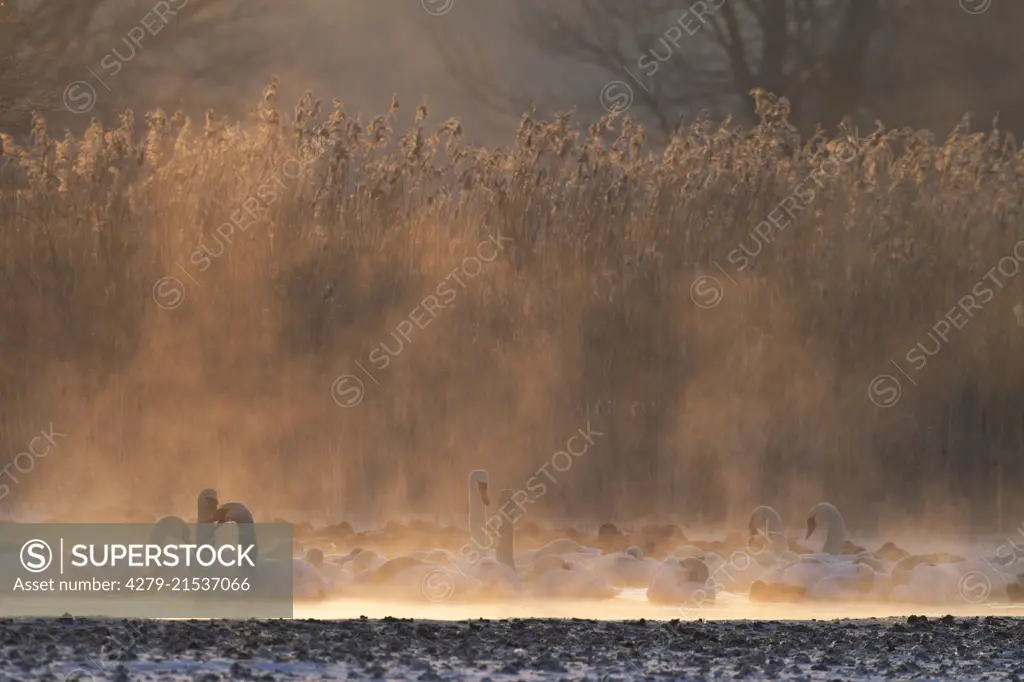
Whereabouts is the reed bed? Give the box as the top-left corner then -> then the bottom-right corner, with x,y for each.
0,82 -> 1022,534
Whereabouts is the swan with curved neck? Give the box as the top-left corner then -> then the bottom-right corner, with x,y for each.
215,501 -> 326,599
805,502 -> 847,555
468,470 -> 490,552
748,505 -> 789,560
146,516 -> 193,580
215,501 -> 259,561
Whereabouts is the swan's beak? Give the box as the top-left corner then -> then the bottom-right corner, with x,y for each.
478,481 -> 490,506
805,516 -> 817,540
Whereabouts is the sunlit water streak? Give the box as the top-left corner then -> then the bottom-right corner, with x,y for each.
293,589 -> 1024,621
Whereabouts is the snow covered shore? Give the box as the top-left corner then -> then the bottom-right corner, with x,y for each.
1,615 -> 1023,680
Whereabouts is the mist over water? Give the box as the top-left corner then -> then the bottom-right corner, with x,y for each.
1,1 -> 1024,552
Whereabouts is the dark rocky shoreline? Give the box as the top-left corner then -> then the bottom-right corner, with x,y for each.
0,615 -> 1021,680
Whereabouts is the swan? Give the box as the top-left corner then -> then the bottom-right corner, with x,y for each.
887,560 -> 970,603
340,548 -> 386,574
455,498 -> 523,600
744,504 -> 861,600
350,554 -> 482,602
468,469 -> 490,553
213,502 -> 327,600
303,548 -> 351,594
116,516 -> 195,584
588,546 -> 661,588
805,562 -> 881,600
150,515 -> 192,544
748,506 -> 789,560
516,538 -> 601,566
805,502 -> 848,556
646,556 -> 715,607
707,506 -> 793,594
671,544 -> 709,560
521,554 -> 619,600
887,555 -> 1010,604
485,489 -> 615,600
466,556 -> 522,598
749,556 -> 851,601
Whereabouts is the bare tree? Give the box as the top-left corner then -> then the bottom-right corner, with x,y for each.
0,0 -> 273,134
432,0 -> 885,138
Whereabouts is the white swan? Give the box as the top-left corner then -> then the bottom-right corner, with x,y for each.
521,554 -> 619,600
341,548 -> 386,574
459,493 -> 523,599
887,556 -> 1010,604
805,502 -> 848,556
480,489 -> 615,600
749,505 -> 790,560
706,506 -> 793,594
143,515 -> 195,580
350,554 -> 483,602
150,515 -> 192,543
646,556 -> 715,606
303,548 -> 351,595
804,561 -> 880,600
213,502 -> 327,600
671,544 -> 709,560
516,538 -> 601,566
745,504 -> 864,601
588,546 -> 661,588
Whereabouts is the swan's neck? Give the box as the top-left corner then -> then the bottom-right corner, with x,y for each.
195,523 -> 216,548
497,515 -> 515,572
238,523 -> 259,564
822,509 -> 846,555
763,509 -> 788,556
768,530 -> 789,557
752,508 -> 788,560
469,486 -> 488,551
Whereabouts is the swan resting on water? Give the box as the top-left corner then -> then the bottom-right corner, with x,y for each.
171,484 -> 1024,607
588,546 -> 660,588
646,556 -> 714,606
213,501 -> 328,600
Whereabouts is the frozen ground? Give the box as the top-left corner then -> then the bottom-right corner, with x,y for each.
2,614 -> 1024,681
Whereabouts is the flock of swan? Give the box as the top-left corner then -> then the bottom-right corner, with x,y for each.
152,474 -> 1024,608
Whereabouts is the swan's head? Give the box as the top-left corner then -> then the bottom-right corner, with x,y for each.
805,502 -> 841,540
625,546 -> 644,559
305,548 -> 324,570
197,489 -> 219,523
469,469 -> 490,506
